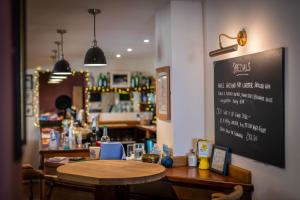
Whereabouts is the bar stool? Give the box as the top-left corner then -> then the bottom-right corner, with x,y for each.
22,164 -> 45,200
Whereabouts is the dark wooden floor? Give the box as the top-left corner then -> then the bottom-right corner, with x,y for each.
23,181 -> 94,200
23,180 -> 217,200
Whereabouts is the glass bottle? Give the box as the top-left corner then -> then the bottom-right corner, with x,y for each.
131,75 -> 135,88
101,126 -> 110,142
63,133 -> 70,150
188,149 -> 197,167
106,72 -> 111,88
49,129 -> 57,150
103,75 -> 107,88
135,72 -> 140,87
97,73 -> 103,87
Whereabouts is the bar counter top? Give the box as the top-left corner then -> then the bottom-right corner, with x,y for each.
165,166 -> 253,191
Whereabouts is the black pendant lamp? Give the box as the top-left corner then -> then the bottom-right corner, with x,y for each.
53,29 -> 72,75
84,9 -> 107,67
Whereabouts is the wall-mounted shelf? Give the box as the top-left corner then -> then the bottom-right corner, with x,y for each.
87,86 -> 155,93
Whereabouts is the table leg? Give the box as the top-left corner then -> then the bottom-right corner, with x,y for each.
95,185 -> 129,200
40,154 -> 44,169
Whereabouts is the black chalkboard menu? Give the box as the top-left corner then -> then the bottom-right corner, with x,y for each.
214,48 -> 285,168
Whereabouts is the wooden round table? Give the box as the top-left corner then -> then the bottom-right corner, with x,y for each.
57,160 -> 166,200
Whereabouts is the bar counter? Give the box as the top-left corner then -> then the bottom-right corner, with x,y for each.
39,123 -> 157,169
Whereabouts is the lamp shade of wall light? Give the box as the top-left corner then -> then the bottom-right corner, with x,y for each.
209,29 -> 247,57
84,9 -> 107,67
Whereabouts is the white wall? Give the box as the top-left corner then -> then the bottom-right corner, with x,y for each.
155,3 -> 174,150
203,0 -> 300,199
155,1 -> 205,155
170,1 -> 205,155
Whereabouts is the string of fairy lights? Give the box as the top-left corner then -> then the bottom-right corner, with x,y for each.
33,69 -> 40,127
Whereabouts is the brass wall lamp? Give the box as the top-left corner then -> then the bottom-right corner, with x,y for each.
209,29 -> 247,57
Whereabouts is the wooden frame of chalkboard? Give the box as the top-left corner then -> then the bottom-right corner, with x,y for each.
210,145 -> 230,176
214,48 -> 285,168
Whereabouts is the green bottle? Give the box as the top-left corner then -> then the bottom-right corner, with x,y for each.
97,73 -> 103,87
131,75 -> 135,88
103,75 -> 107,88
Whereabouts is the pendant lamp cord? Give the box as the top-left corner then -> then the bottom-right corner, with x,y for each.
93,12 -> 97,47
60,32 -> 64,59
54,41 -> 60,61
57,29 -> 66,59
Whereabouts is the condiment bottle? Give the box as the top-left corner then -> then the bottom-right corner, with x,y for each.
188,149 -> 197,167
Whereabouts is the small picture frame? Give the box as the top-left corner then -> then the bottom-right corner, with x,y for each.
210,145 -> 230,175
25,74 -> 33,89
110,72 -> 131,88
25,104 -> 33,117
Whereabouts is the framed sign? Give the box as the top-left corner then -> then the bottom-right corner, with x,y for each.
110,72 -> 130,88
156,66 -> 171,120
210,145 -> 230,175
25,104 -> 33,117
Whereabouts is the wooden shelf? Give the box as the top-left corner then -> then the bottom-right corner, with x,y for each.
39,120 -> 62,127
118,141 -> 136,144
88,86 -> 155,93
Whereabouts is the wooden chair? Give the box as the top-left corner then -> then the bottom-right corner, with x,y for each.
44,175 -> 95,200
130,158 -> 178,200
211,185 -> 243,200
22,164 -> 45,200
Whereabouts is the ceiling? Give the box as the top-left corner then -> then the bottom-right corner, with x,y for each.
26,0 -> 170,69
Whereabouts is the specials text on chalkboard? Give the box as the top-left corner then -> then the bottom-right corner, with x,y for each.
214,48 -> 285,168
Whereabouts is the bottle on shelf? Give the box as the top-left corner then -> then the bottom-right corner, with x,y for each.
106,72 -> 111,88
97,73 -> 103,87
101,126 -> 110,142
63,133 -> 70,150
49,129 -> 58,150
90,115 -> 99,146
135,72 -> 140,87
103,74 -> 107,88
68,119 -> 76,149
131,74 -> 136,88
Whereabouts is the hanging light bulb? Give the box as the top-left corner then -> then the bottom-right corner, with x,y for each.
52,29 -> 72,75
84,9 -> 107,67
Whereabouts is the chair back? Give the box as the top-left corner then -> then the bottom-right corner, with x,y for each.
100,142 -> 125,160
211,185 -> 243,200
